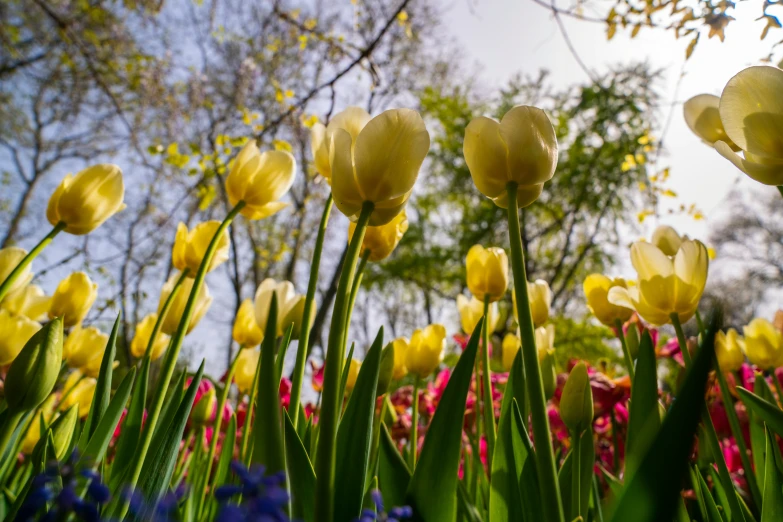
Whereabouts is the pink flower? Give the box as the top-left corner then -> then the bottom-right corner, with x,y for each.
311,361 -> 324,392
280,377 -> 292,410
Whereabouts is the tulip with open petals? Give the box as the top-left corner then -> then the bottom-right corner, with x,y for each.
348,209 -> 408,261
715,328 -> 745,373
1,284 -> 50,321
226,141 -> 296,220
0,309 -> 41,366
391,337 -> 409,380
741,318 -> 783,370
47,164 -> 125,235
330,108 -> 430,226
405,324 -> 446,379
683,94 -> 739,150
0,247 -> 33,296
157,272 -> 212,335
233,299 -> 263,347
172,221 -> 230,276
345,358 -> 361,393
608,240 -> 709,326
583,275 -> 634,326
130,313 -> 170,360
466,245 -> 509,303
714,66 -> 783,186
464,105 -> 558,208
311,107 -> 372,181
49,272 -> 98,327
63,325 -> 108,376
456,294 -> 499,335
254,278 -> 299,337
234,348 -> 260,394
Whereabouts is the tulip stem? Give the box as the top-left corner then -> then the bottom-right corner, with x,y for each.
314,201 -> 373,522
289,193 -> 333,427
115,201 -> 245,518
0,222 -> 66,302
0,408 -> 25,472
481,295 -> 496,475
343,249 -> 370,353
614,319 -> 635,383
409,376 -> 421,471
506,182 -> 564,522
670,314 -> 692,368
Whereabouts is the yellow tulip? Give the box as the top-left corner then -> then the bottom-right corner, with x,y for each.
514,279 -> 552,328
49,272 -> 98,327
233,299 -> 263,347
466,245 -> 509,303
63,325 -> 109,376
0,247 -> 33,296
741,318 -> 783,370
464,105 -> 558,208
1,284 -> 50,321
583,274 -> 634,326
348,209 -> 408,261
331,108 -> 430,226
172,221 -> 230,276
391,337 -> 409,380
683,94 -> 739,150
608,240 -> 708,326
715,328 -> 745,373
535,324 -> 556,361
226,140 -> 296,220
405,324 -> 446,379
345,358 -> 361,393
0,309 -> 42,365
651,225 -> 684,257
234,347 -> 260,394
60,371 -> 96,419
157,272 -> 212,335
714,66 -> 783,186
502,333 -> 521,372
21,395 -> 57,454
456,294 -> 499,335
254,278 -> 299,337
311,106 -> 372,181
46,164 -> 126,234
280,296 -> 315,340
130,313 -> 170,360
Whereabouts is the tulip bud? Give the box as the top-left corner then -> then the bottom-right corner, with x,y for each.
1,284 -> 50,321
254,278 -> 298,337
457,295 -> 499,336
377,342 -> 395,396
234,348 -> 260,394
49,272 -> 98,327
501,333 -> 521,372
46,164 -> 126,235
0,309 -> 42,366
391,337 -> 409,380
583,274 -> 634,327
405,324 -> 446,379
464,106 -> 557,209
191,387 -> 216,425
232,299 -> 264,347
47,404 -> 79,460
330,108 -> 430,226
0,246 -> 33,296
625,323 -> 640,359
559,362 -> 593,433
741,318 -> 783,370
157,272 -> 213,335
715,329 -> 745,373
172,221 -> 230,276
130,313 -> 170,360
63,325 -> 109,376
6,317 -> 63,413
311,107 -> 372,182
466,245 -> 509,303
345,358 -> 361,394
349,210 -> 408,262
535,324 -> 555,360
225,141 -> 296,220
281,296 -> 315,341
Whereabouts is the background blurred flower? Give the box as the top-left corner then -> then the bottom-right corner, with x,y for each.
172,221 -> 230,275
405,324 -> 446,379
466,245 -> 508,303
457,294 -> 499,335
349,209 -> 409,261
1,284 -> 50,321
715,328 -> 745,372
583,274 -> 633,326
158,272 -> 212,335
233,299 -> 263,347
345,358 -> 361,394
62,325 -> 108,376
130,313 -> 170,360
0,309 -> 41,365
48,271 -> 98,327
741,317 -> 783,370
0,246 -> 33,295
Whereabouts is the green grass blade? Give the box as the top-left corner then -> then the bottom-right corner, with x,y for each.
110,355 -> 149,488
275,324 -> 294,384
284,409 -> 316,522
696,466 -> 725,522
78,314 -> 120,448
624,330 -> 659,479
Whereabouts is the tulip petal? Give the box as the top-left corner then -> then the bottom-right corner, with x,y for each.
353,109 -> 430,203
631,242 -> 673,280
326,106 -> 372,141
719,66 -> 783,159
714,141 -> 783,186
499,106 -> 558,186
310,123 -> 331,180
607,286 -> 635,310
683,94 -> 738,149
491,182 -> 544,209
245,151 -> 296,204
464,116 -> 509,200
330,128 -> 364,221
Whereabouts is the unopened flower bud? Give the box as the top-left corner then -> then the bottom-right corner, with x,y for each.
560,362 -> 593,433
5,317 -> 63,413
191,387 -> 216,425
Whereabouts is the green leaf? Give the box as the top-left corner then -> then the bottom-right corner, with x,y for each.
738,387 -> 783,439
624,330 -> 659,479
339,343 -> 356,402
138,361 -> 205,506
457,480 -> 483,522
559,427 -> 595,519
251,295 -> 285,474
111,356 -> 149,488
275,324 -> 294,384
378,423 -> 410,510
284,410 -> 316,522
334,328 -> 383,522
78,314 -> 120,448
153,370 -> 187,443
762,426 -> 783,521
608,314 -> 716,522
695,466 -> 725,522
77,367 -> 135,468
405,317 -> 482,522
750,374 -> 774,488
707,465 -> 730,519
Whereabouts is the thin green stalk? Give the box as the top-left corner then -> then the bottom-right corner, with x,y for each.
614,318 -> 635,382
0,222 -> 65,302
313,201 -> 373,522
670,313 -> 692,368
289,194 -> 333,426
343,249 -> 370,353
198,346 -> 245,518
143,269 -> 189,359
242,346 -> 263,464
117,201 -> 245,517
506,182 -> 564,522
592,474 -> 604,522
0,409 -> 25,474
572,430 -> 581,521
481,295 -> 496,474
409,376 -> 421,471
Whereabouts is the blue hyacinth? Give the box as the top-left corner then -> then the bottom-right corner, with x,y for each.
214,461 -> 291,521
353,490 -> 413,522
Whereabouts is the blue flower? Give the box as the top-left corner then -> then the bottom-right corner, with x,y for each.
353,490 -> 413,522
215,461 -> 291,521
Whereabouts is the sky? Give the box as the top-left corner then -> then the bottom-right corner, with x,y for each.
441,0 -> 780,245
